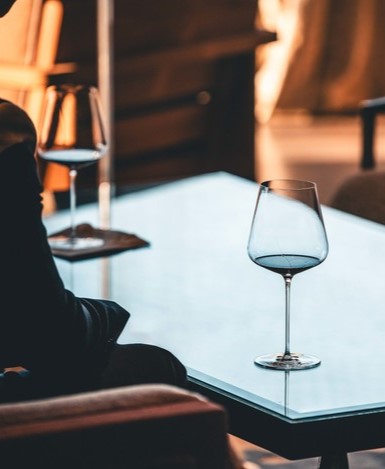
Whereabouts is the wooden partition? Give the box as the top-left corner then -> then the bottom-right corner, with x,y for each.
53,0 -> 275,191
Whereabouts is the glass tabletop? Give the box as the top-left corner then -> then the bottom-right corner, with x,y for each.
44,172 -> 385,423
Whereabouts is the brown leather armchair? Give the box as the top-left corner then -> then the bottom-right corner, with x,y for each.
330,97 -> 385,224
0,383 -> 244,469
330,169 -> 385,224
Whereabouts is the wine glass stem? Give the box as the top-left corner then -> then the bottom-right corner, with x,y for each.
284,275 -> 292,357
69,168 -> 78,240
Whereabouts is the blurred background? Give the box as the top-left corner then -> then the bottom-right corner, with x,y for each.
2,1 -> 385,466
255,0 -> 385,203
1,0 -> 385,208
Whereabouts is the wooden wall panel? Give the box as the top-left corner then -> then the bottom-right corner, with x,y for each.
51,0 -> 275,191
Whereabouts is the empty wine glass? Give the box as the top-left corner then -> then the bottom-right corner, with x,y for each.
38,84 -> 107,250
247,179 -> 329,370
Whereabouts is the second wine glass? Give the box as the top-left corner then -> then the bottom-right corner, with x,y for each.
247,179 -> 329,371
38,84 -> 107,250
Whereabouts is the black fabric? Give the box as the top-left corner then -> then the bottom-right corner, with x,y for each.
0,141 -> 129,375
0,0 -> 16,17
0,344 -> 187,403
0,98 -> 186,402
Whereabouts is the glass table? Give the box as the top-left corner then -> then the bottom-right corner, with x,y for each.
44,172 -> 385,468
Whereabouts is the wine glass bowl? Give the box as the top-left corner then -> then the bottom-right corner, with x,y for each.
38,84 -> 107,250
248,179 -> 328,371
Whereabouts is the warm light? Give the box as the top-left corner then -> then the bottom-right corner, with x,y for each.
55,92 -> 77,147
255,0 -> 305,123
25,0 -> 64,128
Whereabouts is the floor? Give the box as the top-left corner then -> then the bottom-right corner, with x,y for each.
255,111 -> 385,206
230,433 -> 385,468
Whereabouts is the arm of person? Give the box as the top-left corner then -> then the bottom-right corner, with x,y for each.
0,98 -> 130,376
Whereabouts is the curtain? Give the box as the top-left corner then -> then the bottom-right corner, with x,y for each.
257,0 -> 385,117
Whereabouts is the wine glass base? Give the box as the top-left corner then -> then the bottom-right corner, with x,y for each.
48,235 -> 104,251
255,352 -> 321,371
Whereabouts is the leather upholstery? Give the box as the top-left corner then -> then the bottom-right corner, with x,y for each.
0,383 -> 244,468
330,170 -> 385,225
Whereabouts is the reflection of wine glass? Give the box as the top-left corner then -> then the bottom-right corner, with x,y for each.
247,179 -> 328,371
38,84 -> 107,250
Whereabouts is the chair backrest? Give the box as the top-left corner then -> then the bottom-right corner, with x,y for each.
0,0 -> 73,198
0,0 -> 42,106
0,0 -> 65,128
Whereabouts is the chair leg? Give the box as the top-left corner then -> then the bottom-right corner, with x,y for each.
360,110 -> 375,169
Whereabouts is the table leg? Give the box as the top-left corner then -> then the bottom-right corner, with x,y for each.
318,453 -> 349,469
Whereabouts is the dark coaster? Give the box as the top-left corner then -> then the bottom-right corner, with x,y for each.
49,223 -> 150,261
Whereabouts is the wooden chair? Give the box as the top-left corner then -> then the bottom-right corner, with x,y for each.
0,0 -> 73,129
0,0 -> 75,204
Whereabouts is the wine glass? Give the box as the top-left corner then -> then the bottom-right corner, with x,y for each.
247,179 -> 328,370
38,84 -> 107,250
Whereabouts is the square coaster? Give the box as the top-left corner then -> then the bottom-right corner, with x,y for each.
49,223 -> 150,261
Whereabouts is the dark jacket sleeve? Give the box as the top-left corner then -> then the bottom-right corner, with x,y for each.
0,100 -> 129,373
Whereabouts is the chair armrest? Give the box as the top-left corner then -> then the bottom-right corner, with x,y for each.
0,384 -> 243,469
0,63 -> 76,91
0,63 -> 48,89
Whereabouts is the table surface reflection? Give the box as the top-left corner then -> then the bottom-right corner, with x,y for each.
44,172 -> 385,460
